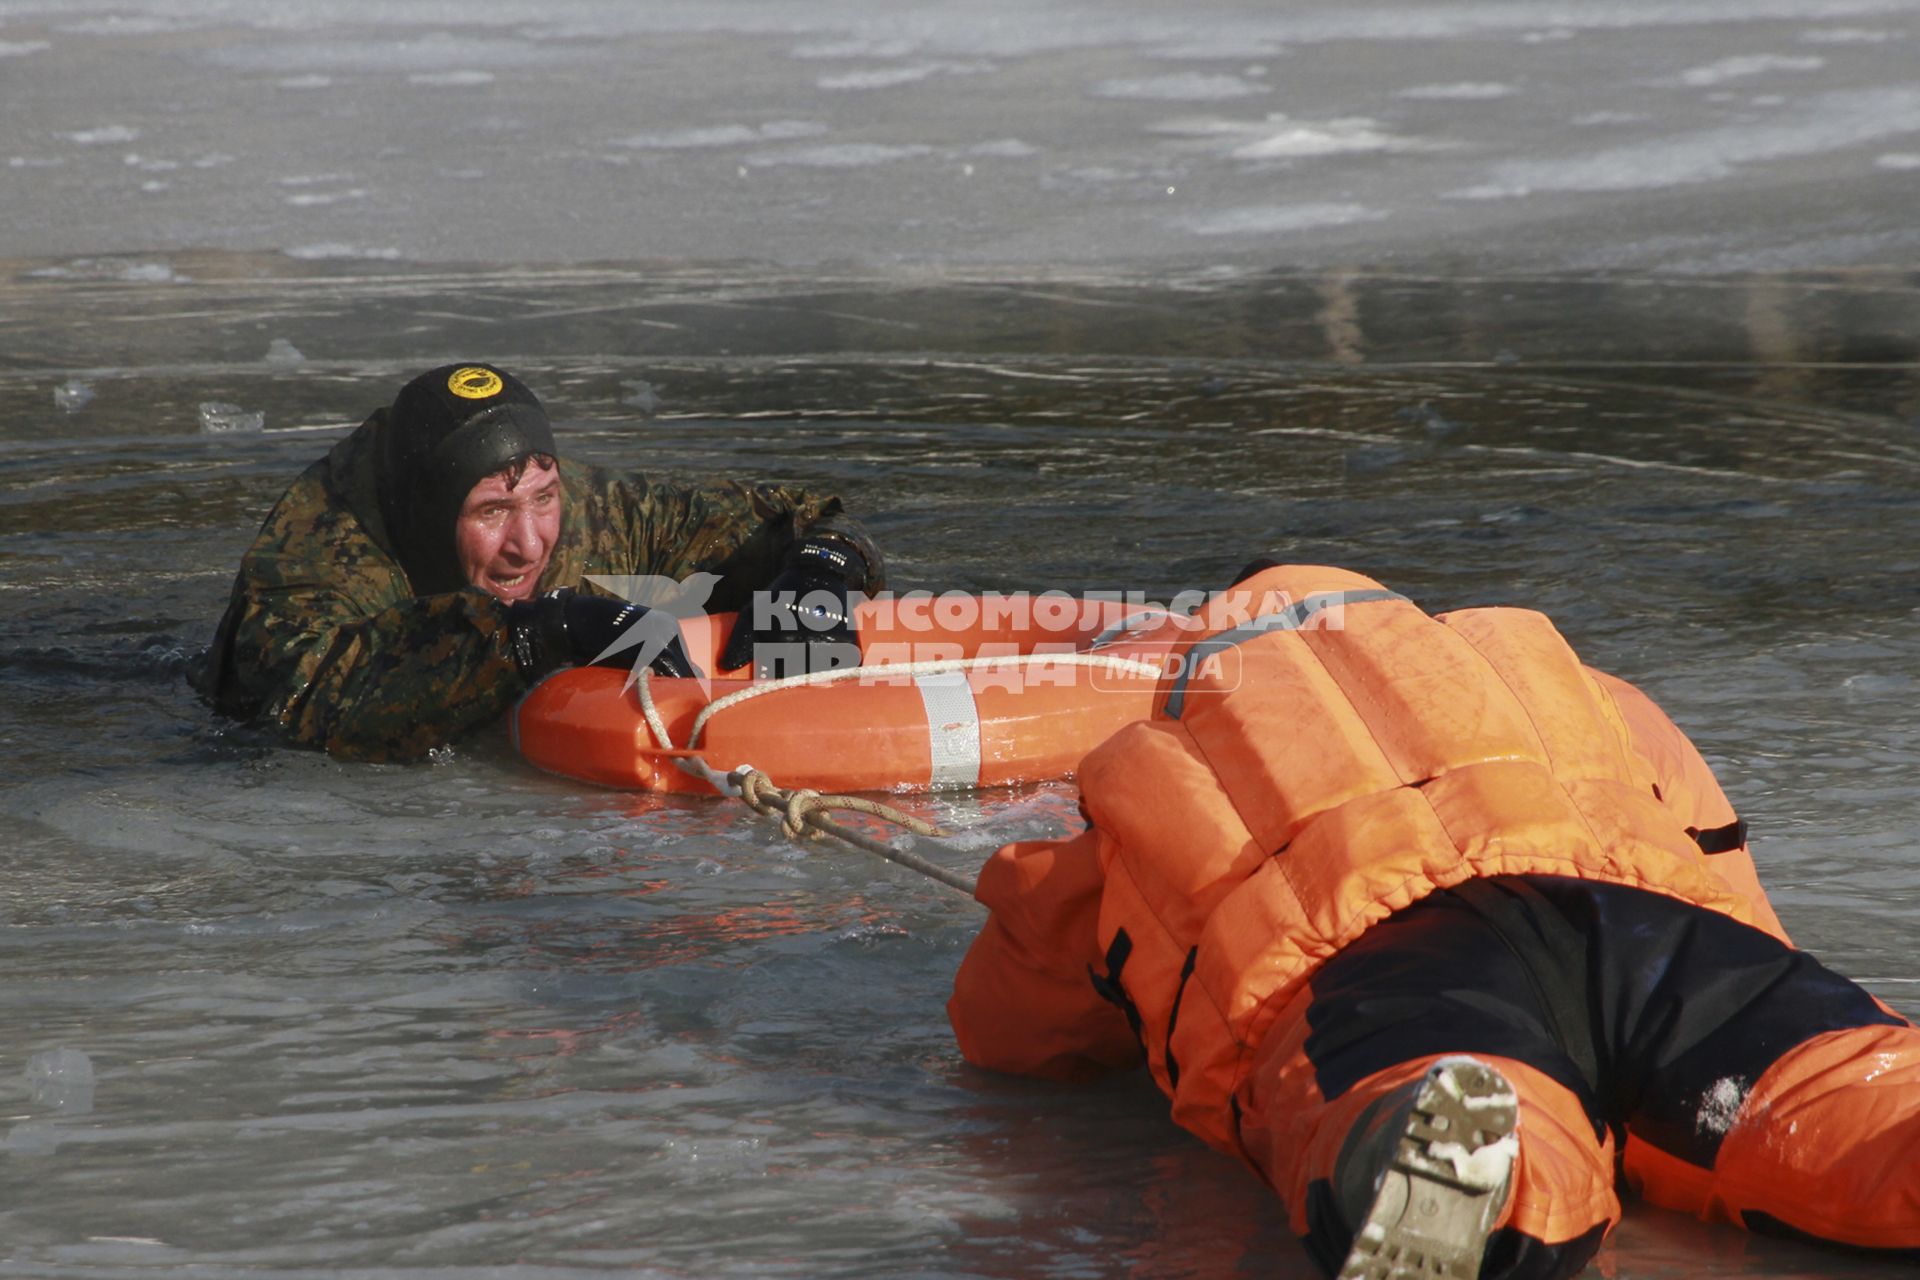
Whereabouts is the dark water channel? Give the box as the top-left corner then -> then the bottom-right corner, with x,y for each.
0,258 -> 1916,1277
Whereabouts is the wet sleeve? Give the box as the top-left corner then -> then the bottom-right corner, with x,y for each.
611,478 -> 885,610
226,582 -> 525,763
1590,667 -> 1790,943
948,827 -> 1145,1081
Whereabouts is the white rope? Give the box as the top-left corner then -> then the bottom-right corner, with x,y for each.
628,648 -> 1166,899
633,667 -> 676,754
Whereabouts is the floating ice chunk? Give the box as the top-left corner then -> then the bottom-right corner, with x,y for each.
743,143 -> 933,168
53,380 -> 93,412
1093,73 -> 1266,101
1178,203 -> 1386,236
4,1122 -> 62,1156
1842,672 -> 1913,695
277,74 -> 333,90
264,338 -> 306,366
409,69 -> 494,87
612,121 -> 827,150
622,380 -> 660,412
9,156 -> 66,168
284,243 -> 401,260
1680,54 -> 1824,87
1144,113 -> 1420,161
67,124 -> 139,145
1877,153 -> 1920,170
1152,113 -> 1419,159
119,262 -> 179,282
0,39 -> 51,57
26,258 -> 186,283
818,62 -> 992,90
838,922 -> 910,945
1572,111 -> 1645,126
284,188 -> 367,207
1233,117 -> 1409,160
199,402 -> 265,434
27,1048 -> 95,1114
1800,27 -> 1901,45
1398,82 -> 1514,101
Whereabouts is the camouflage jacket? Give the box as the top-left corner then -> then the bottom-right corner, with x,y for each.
200,413 -> 882,762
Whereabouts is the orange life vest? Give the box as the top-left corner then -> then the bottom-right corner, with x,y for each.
1075,564 -> 1773,1157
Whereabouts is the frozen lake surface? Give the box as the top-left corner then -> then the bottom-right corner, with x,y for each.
4,1 -> 1920,1276
1,0 -> 1918,272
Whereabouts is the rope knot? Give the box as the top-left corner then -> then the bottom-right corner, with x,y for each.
677,760 -> 973,897
781,788 -> 828,841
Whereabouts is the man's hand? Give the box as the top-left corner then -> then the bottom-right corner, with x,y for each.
716,536 -> 867,678
508,589 -> 699,681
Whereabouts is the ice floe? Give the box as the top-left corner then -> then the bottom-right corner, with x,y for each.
66,125 -> 140,145
817,62 -> 992,90
1092,73 -> 1267,102
283,243 -> 401,260
1680,53 -> 1825,86
743,143 -> 933,168
1178,203 -> 1387,236
1799,26 -> 1904,44
26,258 -> 185,282
612,122 -> 827,149
198,402 -> 264,434
283,189 -> 367,207
1155,114 -> 1422,160
409,69 -> 494,86
1398,82 -> 1516,100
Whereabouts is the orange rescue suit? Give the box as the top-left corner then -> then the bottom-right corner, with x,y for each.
952,564 -> 1782,1147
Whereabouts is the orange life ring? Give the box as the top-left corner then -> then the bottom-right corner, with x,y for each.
512,593 -> 1187,794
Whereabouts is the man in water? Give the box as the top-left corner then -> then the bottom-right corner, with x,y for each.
200,363 -> 882,761
949,562 -> 1920,1279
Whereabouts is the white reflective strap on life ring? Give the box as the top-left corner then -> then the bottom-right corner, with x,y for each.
914,672 -> 982,790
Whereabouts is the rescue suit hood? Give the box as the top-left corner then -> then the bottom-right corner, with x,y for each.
377,363 -> 558,596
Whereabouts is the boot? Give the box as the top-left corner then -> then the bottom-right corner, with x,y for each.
1334,1056 -> 1519,1280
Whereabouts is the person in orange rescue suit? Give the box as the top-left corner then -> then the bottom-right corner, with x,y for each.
949,562 -> 1920,1280
198,362 -> 883,762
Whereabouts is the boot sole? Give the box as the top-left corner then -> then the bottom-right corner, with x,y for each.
1335,1057 -> 1519,1280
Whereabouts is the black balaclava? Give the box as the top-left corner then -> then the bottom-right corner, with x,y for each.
377,363 -> 559,596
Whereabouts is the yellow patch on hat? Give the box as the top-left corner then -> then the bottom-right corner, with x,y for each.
447,366 -> 504,400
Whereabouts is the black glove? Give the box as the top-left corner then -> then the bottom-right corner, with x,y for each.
717,536 -> 866,678
507,589 -> 700,681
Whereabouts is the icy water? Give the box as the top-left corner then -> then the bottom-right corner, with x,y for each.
2,261 -> 1919,1278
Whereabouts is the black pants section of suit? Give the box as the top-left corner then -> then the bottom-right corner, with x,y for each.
1296,874 -> 1904,1280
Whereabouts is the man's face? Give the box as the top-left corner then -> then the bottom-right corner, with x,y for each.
454,459 -> 563,603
